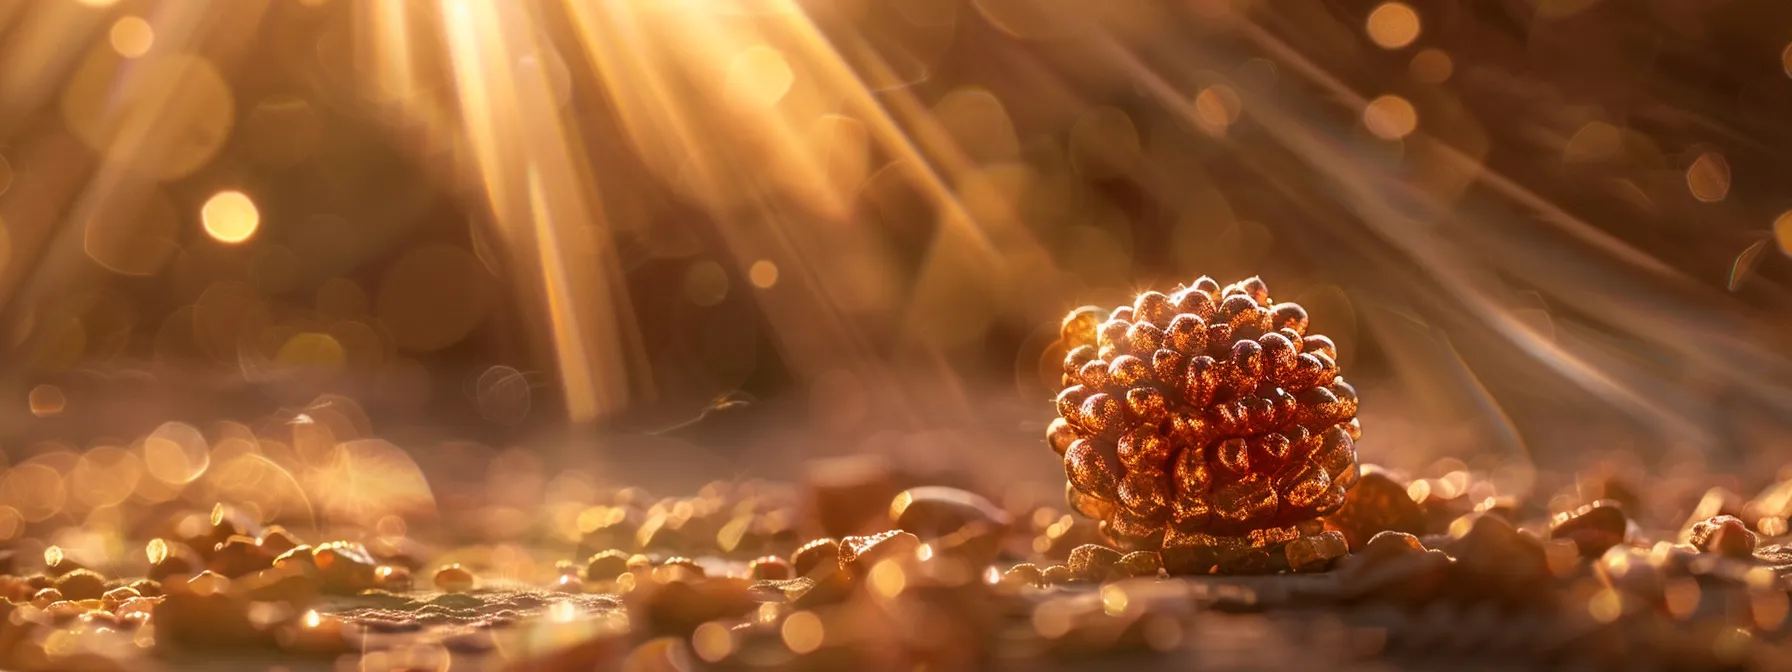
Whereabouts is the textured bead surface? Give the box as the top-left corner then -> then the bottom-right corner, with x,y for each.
1048,276 -> 1361,551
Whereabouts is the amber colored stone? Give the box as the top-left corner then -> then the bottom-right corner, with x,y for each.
806,455 -> 904,538
1282,531 -> 1348,573
586,550 -> 632,581
838,530 -> 921,577
374,566 -> 412,592
657,557 -> 706,582
433,564 -> 476,593
256,526 -> 303,557
1323,470 -> 1426,551
1688,515 -> 1757,559
1115,551 -> 1163,577
53,569 -> 108,601
889,486 -> 1012,540
312,541 -> 378,594
1067,544 -> 1124,582
747,556 -> 792,581
1442,514 -> 1551,606
210,535 -> 276,578
101,586 -> 140,611
1548,500 -> 1628,558
791,538 -> 840,577
1002,563 -> 1045,587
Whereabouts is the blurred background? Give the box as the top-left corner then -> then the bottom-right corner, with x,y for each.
0,0 -> 1787,553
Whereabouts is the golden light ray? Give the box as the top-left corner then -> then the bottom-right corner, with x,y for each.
435,0 -> 643,422
562,0 -> 935,424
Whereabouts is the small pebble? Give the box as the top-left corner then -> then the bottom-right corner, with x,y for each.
375,565 -> 412,591
1445,514 -> 1550,605
1040,565 -> 1073,585
747,556 -> 792,581
54,569 -> 108,601
1067,544 -> 1124,581
1002,563 -> 1045,587
627,554 -> 655,575
101,586 -> 140,611
657,557 -> 706,582
128,579 -> 163,598
210,535 -> 276,578
585,550 -> 631,581
1548,499 -> 1628,558
1325,469 -> 1427,551
1283,531 -> 1349,573
31,587 -> 63,607
433,564 -> 475,593
257,526 -> 303,557
838,530 -> 921,577
1115,551 -> 1162,577
1688,515 -> 1757,558
889,486 -> 1013,539
806,455 -> 903,538
792,538 -> 839,577
313,541 -> 379,593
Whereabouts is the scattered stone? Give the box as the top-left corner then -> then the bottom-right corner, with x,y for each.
434,564 -> 476,593
807,455 -> 904,538
1681,487 -> 1744,542
1283,531 -> 1349,573
312,541 -> 378,593
210,535 -> 276,578
634,577 -> 756,636
838,530 -> 921,577
1688,515 -> 1757,558
1115,551 -> 1163,578
1443,514 -> 1550,605
792,538 -> 839,577
147,540 -> 201,581
889,486 -> 1012,539
1549,499 -> 1628,558
747,556 -> 792,581
233,563 -> 320,604
585,550 -> 632,582
1002,563 -> 1045,587
656,557 -> 706,582
31,587 -> 62,606
256,526 -> 303,557
1335,532 -> 1449,604
1040,565 -> 1073,585
375,565 -> 413,591
1324,470 -> 1426,551
1067,544 -> 1124,581
53,569 -> 107,601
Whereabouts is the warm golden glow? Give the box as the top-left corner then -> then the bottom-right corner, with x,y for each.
691,622 -> 734,662
28,384 -> 65,417
1775,211 -> 1792,257
201,190 -> 260,243
1410,48 -> 1452,83
748,260 -> 780,288
1686,152 -> 1731,203
724,45 -> 795,110
781,611 -> 824,654
109,16 -> 154,58
1367,3 -> 1421,49
1364,95 -> 1418,140
1194,85 -> 1241,136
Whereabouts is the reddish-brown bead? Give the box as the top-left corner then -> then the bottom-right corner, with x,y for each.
1045,277 -> 1361,549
